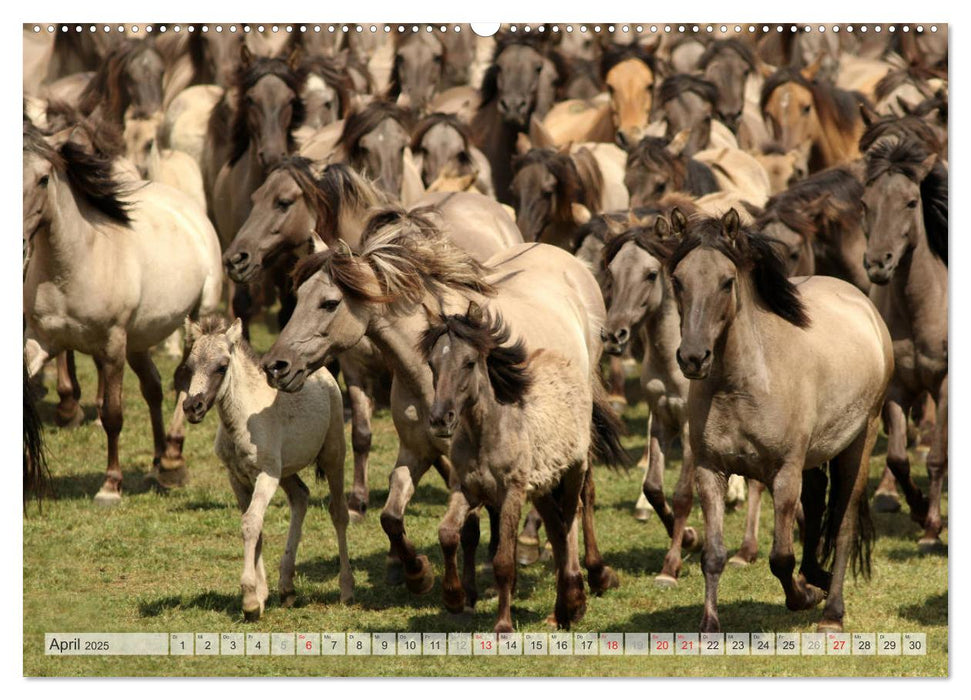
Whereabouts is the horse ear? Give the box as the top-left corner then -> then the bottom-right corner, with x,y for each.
184,317 -> 203,348
529,114 -> 556,149
240,43 -> 254,70
800,55 -> 823,82
721,208 -> 741,245
571,203 -> 592,225
466,300 -> 484,326
667,128 -> 691,157
896,95 -> 917,116
859,101 -> 879,128
286,45 -> 303,73
226,318 -> 243,347
654,216 -> 671,240
914,153 -> 938,182
670,207 -> 688,236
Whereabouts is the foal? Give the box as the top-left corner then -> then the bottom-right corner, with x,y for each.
423,303 -> 610,632
178,317 -> 353,620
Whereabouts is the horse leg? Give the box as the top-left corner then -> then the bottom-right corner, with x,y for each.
226,470 -> 256,617
492,484 -> 527,634
126,350 -> 181,489
607,355 -> 627,411
730,480 -> 764,565
883,396 -> 929,526
697,466 -> 728,632
818,415 -> 879,632
240,470 -> 279,621
641,413 -> 675,533
658,426 -> 698,584
768,459 -> 825,613
277,474 -> 310,607
318,422 -> 355,603
231,283 -> 255,342
380,453 -> 435,594
54,351 -> 83,428
438,488 -> 472,613
920,378 -> 948,552
534,466 -> 587,629
798,467 -> 831,592
873,466 -> 902,513
582,467 -> 620,595
343,362 -> 373,521
516,507 -> 544,566
93,337 -> 126,505
460,508 -> 482,608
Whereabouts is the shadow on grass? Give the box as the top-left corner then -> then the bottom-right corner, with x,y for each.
898,592 -> 948,627
616,601 -> 819,634
46,466 -> 158,501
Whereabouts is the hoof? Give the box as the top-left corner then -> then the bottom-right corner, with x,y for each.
544,613 -> 558,629
683,527 -> 701,552
654,573 -> 678,588
55,406 -> 84,429
243,607 -> 262,622
539,541 -> 553,562
405,555 -> 435,595
699,618 -> 721,634
517,537 -> 541,566
607,394 -> 628,414
728,554 -> 756,567
348,509 -> 366,524
494,622 -> 514,635
386,557 -> 405,587
280,590 -> 296,608
634,507 -> 654,522
589,566 -> 620,596
816,619 -> 843,633
917,537 -> 947,555
872,491 -> 901,513
93,487 -> 122,506
147,462 -> 187,491
443,587 -> 467,614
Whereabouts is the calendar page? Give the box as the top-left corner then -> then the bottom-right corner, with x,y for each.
22,18 -> 948,679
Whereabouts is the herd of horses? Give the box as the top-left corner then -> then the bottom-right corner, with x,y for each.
22,23 -> 947,635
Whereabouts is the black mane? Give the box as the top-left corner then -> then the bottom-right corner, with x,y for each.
668,214 -> 810,328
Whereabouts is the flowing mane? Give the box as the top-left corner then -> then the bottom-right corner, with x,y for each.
602,223 -> 678,267
757,166 -> 864,242
859,113 -> 943,155
512,147 -> 603,215
25,120 -> 132,225
229,55 -> 307,165
668,212 -> 810,328
865,136 -> 948,265
338,101 -> 413,157
292,207 -> 496,310
873,66 -> 938,104
627,136 -> 719,197
419,308 -> 532,405
77,40 -> 162,124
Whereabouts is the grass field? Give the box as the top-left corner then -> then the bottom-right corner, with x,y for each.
23,320 -> 948,677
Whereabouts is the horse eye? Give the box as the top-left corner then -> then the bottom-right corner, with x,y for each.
277,198 -> 293,211
801,104 -> 811,115
722,278 -> 735,292
38,174 -> 49,188
216,363 -> 228,375
906,199 -> 918,209
535,64 -> 543,74
464,359 -> 476,370
645,271 -> 658,282
320,299 -> 341,312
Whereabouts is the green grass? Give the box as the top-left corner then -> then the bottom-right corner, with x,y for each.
23,319 -> 948,677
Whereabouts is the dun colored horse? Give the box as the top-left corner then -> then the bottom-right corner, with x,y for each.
668,208 -> 892,633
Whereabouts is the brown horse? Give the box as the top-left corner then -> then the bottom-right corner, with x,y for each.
77,39 -> 164,125
624,134 -> 719,208
472,34 -> 561,202
337,100 -> 414,199
668,208 -> 892,633
386,31 -> 445,114
657,74 -> 721,156
861,135 -> 948,552
410,112 -> 494,197
698,39 -> 758,133
757,164 -> 871,291
601,44 -> 656,149
760,63 -> 869,173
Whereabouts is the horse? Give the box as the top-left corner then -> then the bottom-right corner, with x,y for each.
698,39 -> 758,133
752,142 -> 811,195
657,74 -> 722,157
298,55 -> 354,133
123,115 -> 207,212
667,208 -> 892,633
624,134 -> 719,208
760,63 -> 869,173
23,122 -> 223,504
410,112 -> 494,197
177,316 -> 353,620
601,44 -> 656,148
336,101 -> 416,200
261,211 -> 620,603
386,31 -> 445,114
861,135 -> 948,552
757,164 -> 871,292
422,301 -> 625,632
471,34 -> 561,203
77,39 -> 164,126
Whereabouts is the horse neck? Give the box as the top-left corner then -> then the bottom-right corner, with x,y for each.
367,304 -> 437,403
889,221 -> 948,344
706,275 -> 773,395
215,348 -> 275,436
459,375 -> 516,461
36,174 -> 96,280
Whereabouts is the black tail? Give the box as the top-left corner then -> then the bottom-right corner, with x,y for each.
590,380 -> 632,470
23,360 -> 52,511
820,465 -> 875,580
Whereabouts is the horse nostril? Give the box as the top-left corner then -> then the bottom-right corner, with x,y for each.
616,131 -> 628,148
264,359 -> 290,378
616,327 -> 629,342
884,252 -> 893,262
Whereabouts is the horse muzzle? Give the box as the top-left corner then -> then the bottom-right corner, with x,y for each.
863,254 -> 896,286
429,402 -> 457,439
224,250 -> 259,284
676,347 -> 712,380
183,394 -> 211,424
262,358 -> 307,393
601,326 -> 630,356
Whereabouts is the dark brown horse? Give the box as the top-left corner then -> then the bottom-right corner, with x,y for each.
861,135 -> 948,553
624,135 -> 719,208
78,39 -> 164,125
757,164 -> 871,292
386,31 -> 445,114
472,33 -> 561,203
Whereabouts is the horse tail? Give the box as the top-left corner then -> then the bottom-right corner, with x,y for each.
820,462 -> 875,580
23,360 -> 52,511
590,377 -> 632,470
